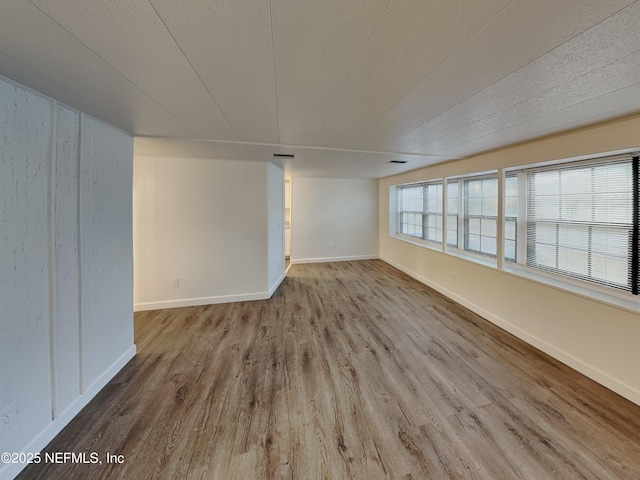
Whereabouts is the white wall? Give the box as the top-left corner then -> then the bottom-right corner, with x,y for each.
134,156 -> 285,310
267,163 -> 285,293
379,114 -> 640,406
80,117 -> 135,387
291,177 -> 379,263
0,77 -> 135,480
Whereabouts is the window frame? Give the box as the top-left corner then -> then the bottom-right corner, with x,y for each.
446,172 -> 499,263
390,149 -> 640,310
396,180 -> 444,248
509,156 -> 634,293
397,183 -> 424,240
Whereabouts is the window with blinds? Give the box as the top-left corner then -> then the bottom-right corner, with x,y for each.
392,152 -> 639,299
398,181 -> 443,244
509,155 -> 637,293
447,174 -> 499,258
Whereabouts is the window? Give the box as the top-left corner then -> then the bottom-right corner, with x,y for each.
425,183 -> 443,242
398,185 -> 423,238
392,152 -> 640,300
510,157 -> 635,293
398,181 -> 443,244
447,174 -> 499,258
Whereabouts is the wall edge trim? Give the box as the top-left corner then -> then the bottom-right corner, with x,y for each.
380,255 -> 640,407
0,345 -> 136,480
268,271 -> 287,298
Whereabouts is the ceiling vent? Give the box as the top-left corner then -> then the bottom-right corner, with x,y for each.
388,160 -> 407,164
273,153 -> 295,158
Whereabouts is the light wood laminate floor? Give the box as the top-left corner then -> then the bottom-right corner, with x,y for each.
19,260 -> 640,479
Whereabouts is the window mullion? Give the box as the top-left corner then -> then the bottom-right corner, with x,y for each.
397,188 -> 402,235
632,156 -> 639,295
441,180 -> 446,252
461,181 -> 466,250
556,172 -> 562,270
517,171 -> 527,264
422,184 -> 428,241
497,169 -> 505,269
588,167 -> 595,278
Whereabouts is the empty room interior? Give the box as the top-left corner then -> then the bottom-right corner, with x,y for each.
3,1 -> 640,479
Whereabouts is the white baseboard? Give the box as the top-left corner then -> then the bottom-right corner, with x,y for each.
268,270 -> 287,298
134,291 -> 272,312
0,346 -> 136,480
381,256 -> 640,407
290,254 -> 379,265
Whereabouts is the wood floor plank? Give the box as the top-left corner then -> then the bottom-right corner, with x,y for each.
17,260 -> 640,480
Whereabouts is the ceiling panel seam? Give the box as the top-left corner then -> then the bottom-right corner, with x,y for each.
147,0 -> 255,161
439,101 -> 640,158
355,0 -> 640,151
438,78 -> 640,157
408,19 -> 640,153
135,135 -> 445,158
311,0 -> 394,148
268,0 -> 281,144
347,0 -> 517,149
147,0 -> 244,146
26,0 -> 198,138
0,50 -> 147,135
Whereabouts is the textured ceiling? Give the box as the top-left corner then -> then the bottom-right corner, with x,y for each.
2,0 -> 640,178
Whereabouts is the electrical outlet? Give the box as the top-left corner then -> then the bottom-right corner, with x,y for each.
0,402 -> 16,432
331,244 -> 336,251
171,277 -> 179,287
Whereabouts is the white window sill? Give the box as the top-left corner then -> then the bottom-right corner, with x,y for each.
444,247 -> 498,269
393,234 -> 443,253
392,234 -> 498,268
503,263 -> 640,314
391,233 -> 639,314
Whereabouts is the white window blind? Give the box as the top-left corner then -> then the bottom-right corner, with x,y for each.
524,157 -> 633,292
